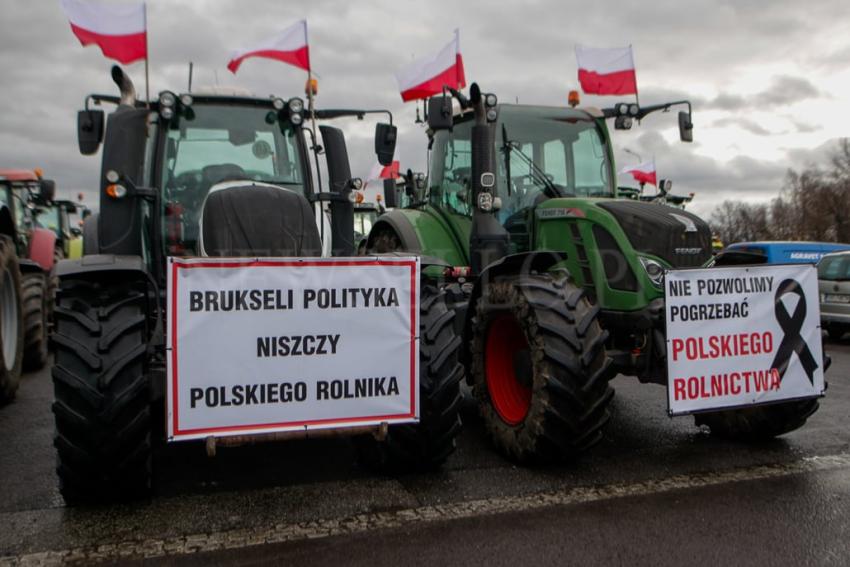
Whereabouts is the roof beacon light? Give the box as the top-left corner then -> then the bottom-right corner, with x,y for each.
568,90 -> 580,107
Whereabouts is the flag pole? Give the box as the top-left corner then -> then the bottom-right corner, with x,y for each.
304,21 -> 318,151
631,44 -> 640,117
144,2 -> 150,105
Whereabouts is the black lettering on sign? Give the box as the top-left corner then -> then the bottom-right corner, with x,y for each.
257,334 -> 341,357
315,377 -> 400,400
186,382 -> 310,408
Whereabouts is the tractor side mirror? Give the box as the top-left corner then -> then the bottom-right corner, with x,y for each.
678,111 -> 693,142
427,95 -> 453,130
77,109 -> 104,155
39,179 -> 56,202
374,123 -> 397,166
382,178 -> 398,208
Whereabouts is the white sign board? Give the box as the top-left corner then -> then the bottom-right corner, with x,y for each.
167,257 -> 419,441
666,264 -> 825,416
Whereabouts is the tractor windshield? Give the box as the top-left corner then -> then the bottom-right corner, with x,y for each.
430,105 -> 614,221
160,103 -> 305,254
34,206 -> 61,237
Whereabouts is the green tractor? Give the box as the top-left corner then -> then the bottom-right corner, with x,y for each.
53,66 -> 463,502
366,84 -> 819,462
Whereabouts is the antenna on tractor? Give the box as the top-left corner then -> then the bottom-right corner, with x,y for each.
188,62 -> 194,93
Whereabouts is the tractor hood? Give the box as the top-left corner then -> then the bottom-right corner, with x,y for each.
597,200 -> 712,268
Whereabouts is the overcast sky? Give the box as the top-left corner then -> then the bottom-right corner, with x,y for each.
1,0 -> 848,219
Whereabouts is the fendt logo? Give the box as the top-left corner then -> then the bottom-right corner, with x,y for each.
675,247 -> 704,255
670,213 -> 698,233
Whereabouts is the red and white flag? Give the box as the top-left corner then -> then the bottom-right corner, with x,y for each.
228,20 -> 310,74
365,153 -> 401,188
575,45 -> 637,96
619,160 -> 656,186
394,30 -> 465,102
59,0 -> 147,64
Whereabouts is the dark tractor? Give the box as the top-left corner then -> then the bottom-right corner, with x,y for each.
54,66 -> 462,503
0,169 -> 58,382
365,84 -> 819,462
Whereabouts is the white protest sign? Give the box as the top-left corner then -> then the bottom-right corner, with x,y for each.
167,257 -> 419,441
666,264 -> 825,416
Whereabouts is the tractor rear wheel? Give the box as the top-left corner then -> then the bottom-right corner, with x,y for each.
358,284 -> 463,470
22,272 -> 48,371
694,399 -> 819,441
51,276 -> 152,503
470,271 -> 614,463
0,235 -> 23,404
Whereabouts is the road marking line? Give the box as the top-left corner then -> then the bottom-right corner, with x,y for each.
4,453 -> 850,565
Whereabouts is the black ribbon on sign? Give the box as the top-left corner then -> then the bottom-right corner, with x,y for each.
770,278 -> 818,384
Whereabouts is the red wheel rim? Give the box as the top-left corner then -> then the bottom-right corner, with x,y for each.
485,314 -> 532,425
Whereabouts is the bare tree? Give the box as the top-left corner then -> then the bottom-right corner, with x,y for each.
710,139 -> 850,245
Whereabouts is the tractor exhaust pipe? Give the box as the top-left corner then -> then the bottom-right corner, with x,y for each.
468,83 -> 509,274
111,65 -> 137,108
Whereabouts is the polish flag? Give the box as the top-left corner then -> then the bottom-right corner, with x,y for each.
620,160 -> 656,186
227,20 -> 310,74
575,45 -> 637,96
395,30 -> 465,102
59,0 -> 147,65
365,155 -> 401,188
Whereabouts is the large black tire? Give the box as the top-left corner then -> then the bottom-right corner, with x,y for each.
51,277 -> 152,503
22,272 -> 48,371
470,271 -> 614,463
358,285 -> 463,470
0,235 -> 24,404
827,326 -> 845,341
694,399 -> 820,441
47,247 -> 63,331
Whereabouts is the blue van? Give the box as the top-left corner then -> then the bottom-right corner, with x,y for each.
721,241 -> 850,264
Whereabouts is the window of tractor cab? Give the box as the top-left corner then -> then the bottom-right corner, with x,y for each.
34,206 -> 61,237
429,120 -> 474,216
429,107 -> 613,221
160,103 -> 305,255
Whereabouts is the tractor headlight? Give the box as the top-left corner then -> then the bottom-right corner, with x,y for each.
290,112 -> 303,126
485,93 -> 497,107
180,94 -> 193,107
159,91 -> 176,108
288,98 -> 304,113
272,98 -> 285,110
160,106 -> 174,120
638,256 -> 666,288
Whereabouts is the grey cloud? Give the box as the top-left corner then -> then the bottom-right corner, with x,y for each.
0,0 -> 846,218
710,117 -> 773,136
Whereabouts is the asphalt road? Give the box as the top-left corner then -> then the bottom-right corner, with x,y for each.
1,338 -> 849,566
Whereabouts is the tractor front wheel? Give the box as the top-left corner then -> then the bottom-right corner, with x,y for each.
0,235 -> 23,404
695,399 -> 819,441
22,273 -> 49,371
358,284 -> 463,470
51,276 -> 152,503
470,272 -> 614,463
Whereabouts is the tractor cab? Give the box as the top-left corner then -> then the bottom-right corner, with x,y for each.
77,66 -> 396,283
427,103 -> 617,256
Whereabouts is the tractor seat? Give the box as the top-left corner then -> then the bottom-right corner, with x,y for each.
198,182 -> 322,257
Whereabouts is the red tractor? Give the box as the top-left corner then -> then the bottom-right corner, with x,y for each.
0,169 -> 58,399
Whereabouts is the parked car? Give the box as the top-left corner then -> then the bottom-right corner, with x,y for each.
721,241 -> 850,264
818,251 -> 850,340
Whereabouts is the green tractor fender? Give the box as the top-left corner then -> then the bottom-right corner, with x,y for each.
366,207 -> 468,268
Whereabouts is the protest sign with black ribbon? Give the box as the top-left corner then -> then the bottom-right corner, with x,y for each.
665,264 -> 825,416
